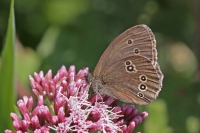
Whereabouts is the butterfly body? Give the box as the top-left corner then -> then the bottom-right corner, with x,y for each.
85,24 -> 163,105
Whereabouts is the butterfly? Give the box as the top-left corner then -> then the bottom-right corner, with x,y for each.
85,25 -> 163,105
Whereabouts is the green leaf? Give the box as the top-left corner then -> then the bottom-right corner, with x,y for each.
0,0 -> 16,131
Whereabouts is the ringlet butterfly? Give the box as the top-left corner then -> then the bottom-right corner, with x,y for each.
85,24 -> 163,105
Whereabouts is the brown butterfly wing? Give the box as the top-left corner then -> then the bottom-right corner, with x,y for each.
90,24 -> 163,105
93,24 -> 158,77
97,55 -> 161,105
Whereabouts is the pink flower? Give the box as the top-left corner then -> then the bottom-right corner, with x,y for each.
5,65 -> 148,133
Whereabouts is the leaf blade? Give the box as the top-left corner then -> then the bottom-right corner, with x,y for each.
0,0 -> 16,131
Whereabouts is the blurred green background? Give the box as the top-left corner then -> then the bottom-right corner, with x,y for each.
0,0 -> 200,132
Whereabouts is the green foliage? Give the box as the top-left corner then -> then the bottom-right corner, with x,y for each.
0,0 -> 15,131
144,100 -> 172,133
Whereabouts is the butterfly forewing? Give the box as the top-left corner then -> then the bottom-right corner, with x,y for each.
93,25 -> 157,76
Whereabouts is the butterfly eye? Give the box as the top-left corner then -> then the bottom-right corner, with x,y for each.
126,65 -> 137,73
133,48 -> 140,54
137,92 -> 144,98
125,60 -> 132,65
127,39 -> 133,45
139,75 -> 147,82
138,83 -> 147,91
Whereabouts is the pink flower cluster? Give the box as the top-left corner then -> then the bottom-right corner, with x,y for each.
5,65 -> 148,133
